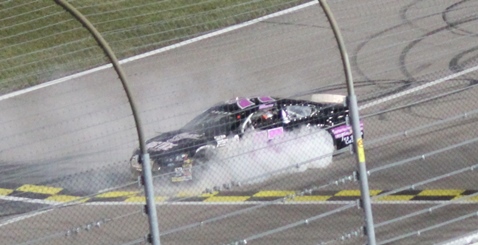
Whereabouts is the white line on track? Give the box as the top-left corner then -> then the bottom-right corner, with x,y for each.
1,0 -> 477,207
0,1 -> 319,102
0,195 -> 60,205
67,200 -> 478,206
359,65 -> 478,110
2,3 -> 478,243
0,210 -> 51,228
438,231 -> 478,245
0,1 -> 320,227
0,195 -> 70,228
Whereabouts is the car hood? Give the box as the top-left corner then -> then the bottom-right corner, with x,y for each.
144,130 -> 208,155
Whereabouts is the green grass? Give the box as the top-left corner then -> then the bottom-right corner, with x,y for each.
0,0 -> 307,94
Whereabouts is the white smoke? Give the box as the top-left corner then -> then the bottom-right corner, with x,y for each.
158,126 -> 335,196
212,126 -> 333,183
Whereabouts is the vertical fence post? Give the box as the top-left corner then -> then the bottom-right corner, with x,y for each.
317,0 -> 376,244
53,1 -> 161,244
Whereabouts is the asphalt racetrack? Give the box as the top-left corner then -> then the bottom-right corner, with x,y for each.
1,0 -> 478,244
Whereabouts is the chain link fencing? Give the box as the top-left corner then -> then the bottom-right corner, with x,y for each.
1,0 -> 478,244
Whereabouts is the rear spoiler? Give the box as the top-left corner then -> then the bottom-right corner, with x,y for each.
310,94 -> 346,105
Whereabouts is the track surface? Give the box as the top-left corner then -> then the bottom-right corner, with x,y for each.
1,0 -> 478,244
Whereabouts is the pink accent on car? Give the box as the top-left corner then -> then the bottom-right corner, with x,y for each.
259,103 -> 273,110
331,121 -> 364,139
258,96 -> 275,103
267,127 -> 284,140
237,98 -> 254,109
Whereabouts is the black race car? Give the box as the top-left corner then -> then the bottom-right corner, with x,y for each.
130,94 -> 363,182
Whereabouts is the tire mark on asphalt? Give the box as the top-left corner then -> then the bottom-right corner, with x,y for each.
442,0 -> 478,37
449,46 -> 478,73
394,1 -> 478,120
401,78 -> 475,120
351,0 -> 478,122
393,1 -> 478,117
351,0 -> 431,104
399,0 -> 430,33
350,0 -> 430,122
399,1 -> 478,82
448,46 -> 478,94
293,79 -> 406,99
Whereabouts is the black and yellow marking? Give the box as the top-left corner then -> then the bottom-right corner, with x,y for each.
1,184 -> 478,203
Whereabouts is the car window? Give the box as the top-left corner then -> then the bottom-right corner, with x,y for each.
284,105 -> 315,120
182,111 -> 231,130
250,108 -> 280,129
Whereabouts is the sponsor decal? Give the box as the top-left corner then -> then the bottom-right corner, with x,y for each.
337,132 -> 364,145
147,133 -> 202,151
331,121 -> 364,139
167,132 -> 202,142
214,135 -> 228,147
341,134 -> 354,145
172,164 -> 193,182
259,103 -> 273,110
146,141 -> 178,151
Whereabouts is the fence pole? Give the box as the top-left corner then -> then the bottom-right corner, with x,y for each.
317,1 -> 376,244
53,1 -> 161,244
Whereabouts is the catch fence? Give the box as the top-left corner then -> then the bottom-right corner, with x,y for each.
1,0 -> 478,244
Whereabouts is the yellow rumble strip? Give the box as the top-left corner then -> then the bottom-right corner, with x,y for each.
335,190 -> 382,196
16,184 -> 63,195
292,196 -> 332,202
46,195 -> 89,203
204,196 -> 251,202
124,196 -> 168,203
418,189 -> 465,196
253,190 -> 296,197
374,195 -> 415,202
94,191 -> 138,198
0,188 -> 14,196
1,184 -> 478,203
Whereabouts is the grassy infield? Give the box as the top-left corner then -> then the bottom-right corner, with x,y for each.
0,0 -> 305,94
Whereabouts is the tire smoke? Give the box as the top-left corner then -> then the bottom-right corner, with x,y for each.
159,126 -> 335,196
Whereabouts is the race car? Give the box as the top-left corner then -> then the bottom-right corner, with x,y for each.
130,94 -> 363,182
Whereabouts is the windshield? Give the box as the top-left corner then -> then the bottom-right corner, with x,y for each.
182,110 -> 232,131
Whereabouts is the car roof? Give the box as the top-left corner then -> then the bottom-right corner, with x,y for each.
216,96 -> 277,112
209,96 -> 331,115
